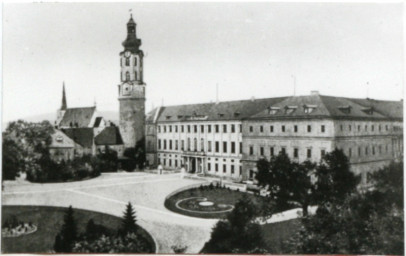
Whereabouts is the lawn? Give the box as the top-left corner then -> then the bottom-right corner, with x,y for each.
1,205 -> 155,253
261,218 -> 302,253
165,185 -> 278,219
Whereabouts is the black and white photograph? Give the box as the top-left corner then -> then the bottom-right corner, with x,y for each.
1,2 -> 404,254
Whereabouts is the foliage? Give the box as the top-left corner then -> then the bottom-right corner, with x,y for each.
84,219 -> 112,241
2,138 -> 24,181
54,206 -> 77,253
72,233 -> 153,253
203,196 -> 267,253
286,161 -> 404,254
313,148 -> 360,205
120,202 -> 138,236
94,146 -> 118,173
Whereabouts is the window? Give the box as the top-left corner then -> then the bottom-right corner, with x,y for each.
208,141 -> 212,152
307,148 -> 312,158
358,147 -> 361,156
281,147 -> 286,154
282,125 -> 286,132
249,146 -> 254,155
260,126 -> 264,133
240,142 -> 243,154
175,160 -> 178,167
169,159 -> 172,167
201,125 -> 204,133
187,138 -> 191,151
379,125 -> 381,131
223,164 -> 226,173
231,125 -> 235,133
294,148 -> 299,158
270,125 -> 274,132
169,125 -> 172,133
340,125 -> 343,131
231,142 -> 236,153
125,58 -> 130,66
294,125 -> 298,133
215,164 -> 218,172
365,125 -> 368,131
201,138 -> 204,151
249,126 -> 253,132
223,124 -> 227,133
321,149 -> 325,158
321,125 -> 325,133
215,125 -> 219,133
194,125 -> 197,133
158,126 -> 161,133
270,147 -> 274,156
134,57 -> 137,66
181,140 -> 185,150
208,125 -> 212,133
239,125 -> 242,133
175,125 -> 178,133
379,145 -> 382,154
194,138 -> 197,151
371,125 -> 374,132
372,146 -> 375,155
215,142 -> 220,153
164,140 -> 167,150
358,125 -> 361,132
158,139 -> 161,150
349,125 -> 352,131
164,126 -> 167,133
239,166 -> 242,176
386,125 -> 388,131
187,125 -> 191,133
175,140 -> 178,150
208,163 -> 211,171
348,148 -> 352,158
365,147 -> 368,155
307,125 -> 312,132
223,142 -> 227,153
260,147 -> 264,156
125,71 -> 130,81
181,125 -> 184,133
169,140 -> 172,150
231,165 -> 235,174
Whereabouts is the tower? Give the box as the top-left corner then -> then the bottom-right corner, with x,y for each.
56,82 -> 67,126
118,14 -> 146,152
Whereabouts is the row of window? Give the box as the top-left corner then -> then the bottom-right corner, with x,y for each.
121,57 -> 138,67
249,124 -> 324,133
339,123 -> 392,133
158,138 -> 242,154
158,124 -> 242,134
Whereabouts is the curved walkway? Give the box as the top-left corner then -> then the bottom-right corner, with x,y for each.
2,172 -> 217,253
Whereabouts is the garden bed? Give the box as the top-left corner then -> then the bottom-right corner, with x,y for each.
1,205 -> 155,253
164,184 -> 292,219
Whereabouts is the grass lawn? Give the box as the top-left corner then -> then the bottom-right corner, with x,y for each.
1,205 -> 155,253
261,218 -> 302,253
165,186 -> 274,219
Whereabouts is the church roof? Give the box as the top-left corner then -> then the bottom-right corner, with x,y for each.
61,128 -> 94,148
58,107 -> 96,128
49,128 -> 77,149
94,127 -> 123,145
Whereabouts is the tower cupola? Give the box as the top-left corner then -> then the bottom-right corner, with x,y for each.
122,14 -> 142,53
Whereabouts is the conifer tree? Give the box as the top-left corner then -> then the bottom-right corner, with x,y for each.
54,205 -> 77,252
120,202 -> 137,235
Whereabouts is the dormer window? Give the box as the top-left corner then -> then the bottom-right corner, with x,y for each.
166,116 -> 171,120
218,113 -> 225,117
303,104 -> 317,114
234,112 -> 240,117
177,115 -> 183,119
338,106 -> 352,114
269,107 -> 280,115
284,106 -> 297,114
56,136 -> 63,142
362,107 -> 374,115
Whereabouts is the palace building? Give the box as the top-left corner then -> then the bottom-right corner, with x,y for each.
52,15 -> 403,186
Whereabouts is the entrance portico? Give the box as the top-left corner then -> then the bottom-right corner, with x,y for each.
182,152 -> 206,174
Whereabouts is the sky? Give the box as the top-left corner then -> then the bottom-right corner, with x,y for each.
2,2 -> 404,123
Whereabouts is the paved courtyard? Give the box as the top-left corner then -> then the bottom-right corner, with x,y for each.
2,172 -> 218,253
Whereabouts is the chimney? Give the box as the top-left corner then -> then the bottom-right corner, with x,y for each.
311,90 -> 319,96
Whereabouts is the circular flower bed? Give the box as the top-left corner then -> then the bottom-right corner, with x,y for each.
176,197 -> 234,213
2,223 -> 37,238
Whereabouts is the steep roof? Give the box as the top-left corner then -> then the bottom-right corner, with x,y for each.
49,129 -> 76,149
94,127 -> 123,145
93,117 -> 103,127
148,97 -> 287,123
61,128 -> 94,148
346,98 -> 403,120
58,107 -> 96,128
249,94 -> 398,120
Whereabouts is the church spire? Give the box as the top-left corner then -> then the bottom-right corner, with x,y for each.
61,82 -> 67,110
122,14 -> 141,52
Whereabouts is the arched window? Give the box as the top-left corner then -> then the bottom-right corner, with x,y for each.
125,72 -> 130,81
125,58 -> 130,66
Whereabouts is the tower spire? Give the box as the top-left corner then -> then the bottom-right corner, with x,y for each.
61,82 -> 67,110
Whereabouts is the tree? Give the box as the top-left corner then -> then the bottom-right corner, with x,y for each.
120,202 -> 137,235
314,148 -> 360,205
290,160 -> 316,216
2,138 -> 23,181
54,206 -> 77,252
286,161 -> 404,254
203,196 -> 267,253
